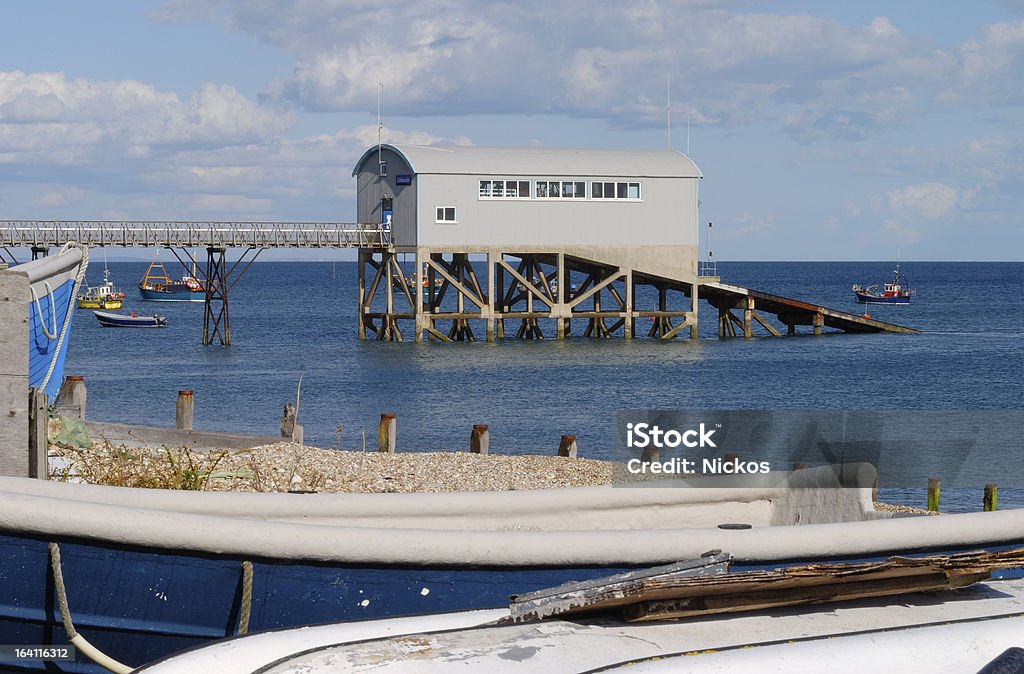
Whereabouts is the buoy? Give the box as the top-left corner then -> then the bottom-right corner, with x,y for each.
862,313 -> 871,319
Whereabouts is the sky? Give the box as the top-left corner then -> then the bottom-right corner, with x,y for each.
2,1 -> 1024,260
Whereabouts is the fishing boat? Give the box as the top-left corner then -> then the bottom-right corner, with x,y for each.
852,262 -> 913,304
75,268 -> 125,310
93,310 -> 167,328
14,243 -> 89,400
138,254 -> 205,302
4,465 -> 1024,673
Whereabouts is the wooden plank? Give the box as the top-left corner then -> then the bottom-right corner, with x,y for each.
515,547 -> 1024,623
624,570 -> 992,622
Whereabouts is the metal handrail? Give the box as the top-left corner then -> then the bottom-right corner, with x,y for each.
0,220 -> 392,249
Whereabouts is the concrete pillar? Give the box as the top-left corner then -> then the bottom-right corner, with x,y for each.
486,253 -> 496,342
624,270 -> 633,340
690,281 -> 699,340
812,312 -> 824,336
357,249 -> 367,340
415,248 -> 425,342
555,252 -> 566,339
743,297 -> 754,338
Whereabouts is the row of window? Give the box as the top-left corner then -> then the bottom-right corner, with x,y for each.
479,179 -> 641,200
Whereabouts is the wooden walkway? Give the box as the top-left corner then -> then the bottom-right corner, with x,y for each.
0,220 -> 391,249
700,281 -> 918,336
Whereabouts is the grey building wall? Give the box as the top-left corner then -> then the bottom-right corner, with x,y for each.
353,145 -> 701,257
355,147 -> 417,246
415,174 -> 698,248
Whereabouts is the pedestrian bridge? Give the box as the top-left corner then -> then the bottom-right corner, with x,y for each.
0,220 -> 391,250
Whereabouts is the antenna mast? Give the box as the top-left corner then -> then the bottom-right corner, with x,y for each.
377,82 -> 383,169
666,73 -> 671,149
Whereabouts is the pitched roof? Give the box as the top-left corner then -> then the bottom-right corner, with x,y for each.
353,144 -> 702,178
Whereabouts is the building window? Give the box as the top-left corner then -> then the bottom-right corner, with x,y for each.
536,179 -> 586,199
480,179 -> 531,199
435,206 -> 457,223
591,181 -> 641,200
379,161 -> 388,177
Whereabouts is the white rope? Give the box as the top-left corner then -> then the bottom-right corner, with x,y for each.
29,281 -> 58,339
38,242 -> 89,394
49,542 -> 132,674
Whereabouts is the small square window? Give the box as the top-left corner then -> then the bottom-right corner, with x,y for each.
519,181 -> 530,198
574,181 -> 586,198
479,180 -> 492,197
617,182 -> 628,199
379,161 -> 388,177
436,206 -> 456,222
628,182 -> 640,199
592,182 -> 603,198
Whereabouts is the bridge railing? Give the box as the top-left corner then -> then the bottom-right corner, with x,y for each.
0,221 -> 392,249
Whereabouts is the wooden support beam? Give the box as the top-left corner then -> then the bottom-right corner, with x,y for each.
751,310 -> 782,337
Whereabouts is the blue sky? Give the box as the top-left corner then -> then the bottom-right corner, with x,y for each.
2,1 -> 1024,260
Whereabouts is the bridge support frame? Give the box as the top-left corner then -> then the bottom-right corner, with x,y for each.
357,247 -> 700,343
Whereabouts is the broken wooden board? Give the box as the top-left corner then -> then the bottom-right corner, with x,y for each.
509,546 -> 1024,623
508,552 -> 732,622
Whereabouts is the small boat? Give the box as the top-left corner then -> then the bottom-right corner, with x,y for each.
853,262 -> 913,304
138,553 -> 1024,674
138,253 -> 205,302
76,268 -> 125,310
4,464 -> 1024,672
16,243 -> 89,399
93,310 -> 167,328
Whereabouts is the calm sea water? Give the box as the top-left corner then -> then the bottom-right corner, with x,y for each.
62,260 -> 1024,512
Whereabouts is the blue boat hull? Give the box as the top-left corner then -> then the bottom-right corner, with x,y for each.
23,248 -> 86,400
4,532 -> 1023,674
138,288 -> 204,302
0,533 -> 636,673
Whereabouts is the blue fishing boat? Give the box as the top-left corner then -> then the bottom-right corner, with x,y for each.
2,466 -> 1024,673
852,263 -> 913,304
138,253 -> 205,302
20,244 -> 89,400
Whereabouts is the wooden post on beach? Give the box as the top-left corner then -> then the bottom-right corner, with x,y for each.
927,477 -> 941,512
470,424 -> 489,454
175,390 -> 194,431
558,435 -> 577,458
378,413 -> 396,453
27,389 -> 48,480
984,483 -> 998,512
55,375 -> 87,420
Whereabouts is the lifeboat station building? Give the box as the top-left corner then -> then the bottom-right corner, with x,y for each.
352,144 -> 707,342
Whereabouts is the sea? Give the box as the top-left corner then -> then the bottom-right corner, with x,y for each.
62,259 -> 1024,512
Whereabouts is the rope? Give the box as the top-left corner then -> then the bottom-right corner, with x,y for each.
38,242 -> 89,394
238,560 -> 254,635
48,542 -> 132,674
29,281 -> 57,339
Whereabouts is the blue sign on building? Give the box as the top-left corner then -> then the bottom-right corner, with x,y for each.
396,174 -> 412,186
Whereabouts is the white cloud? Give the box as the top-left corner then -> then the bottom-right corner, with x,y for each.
887,183 -> 960,220
0,71 -> 291,165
